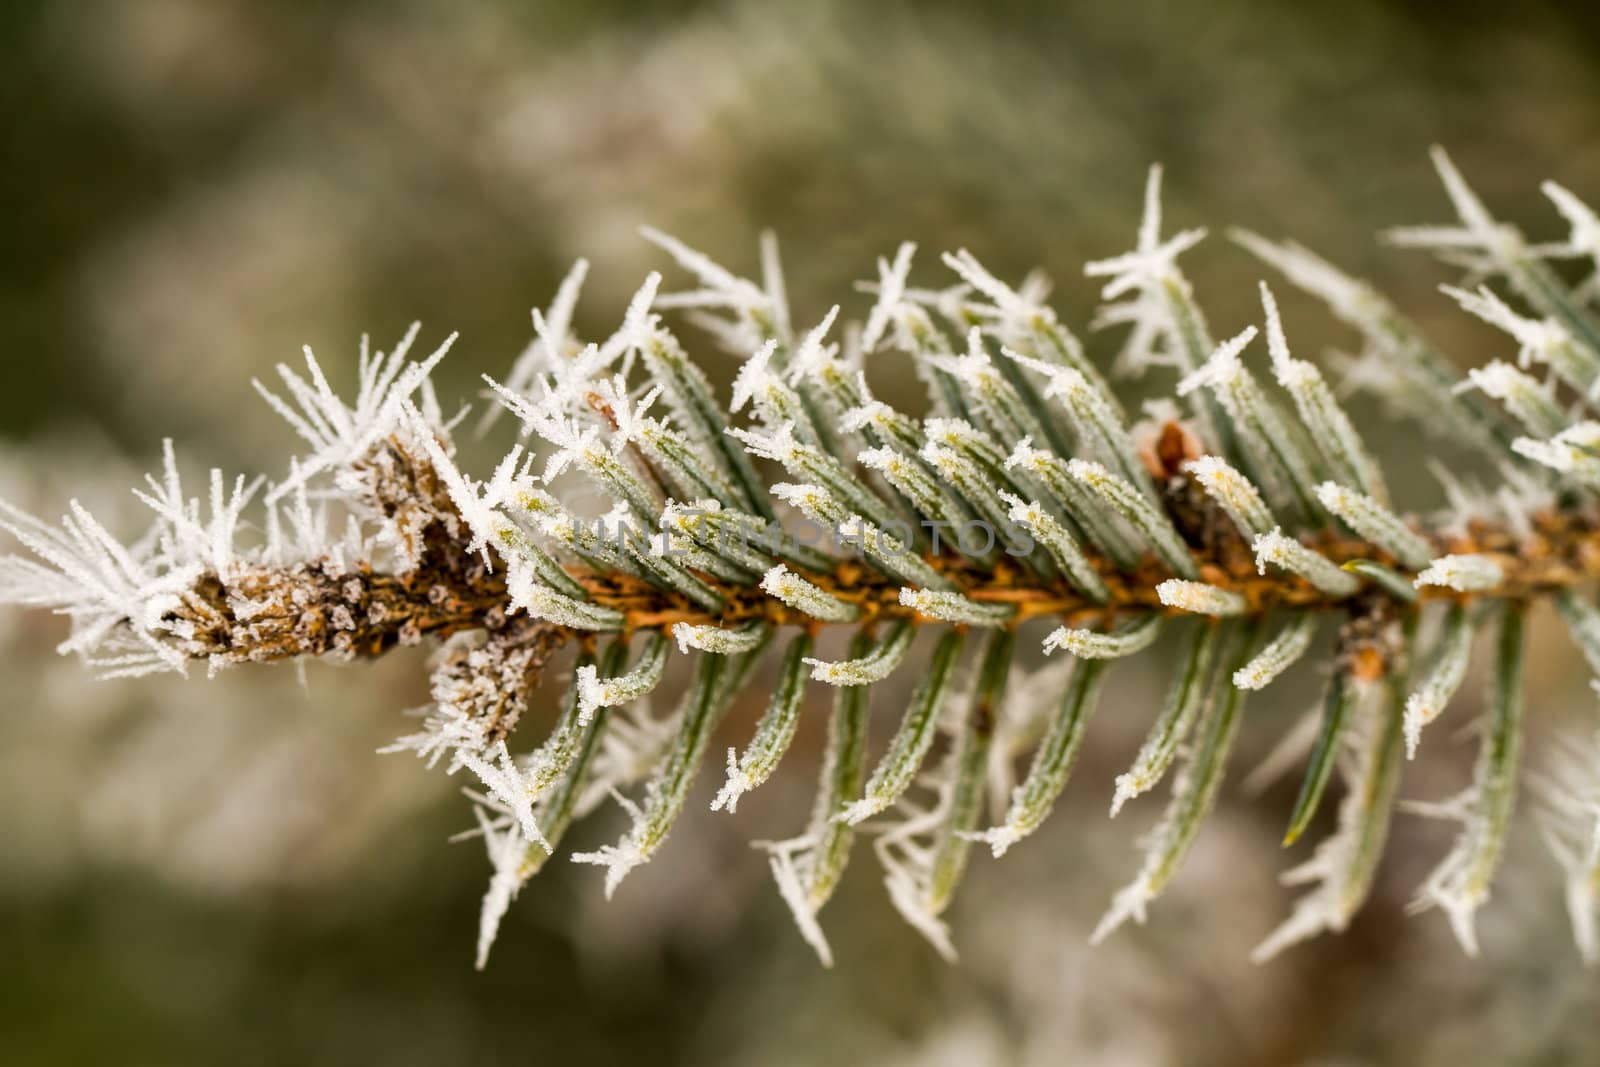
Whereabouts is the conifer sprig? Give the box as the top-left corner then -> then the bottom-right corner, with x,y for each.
5,151 -> 1600,967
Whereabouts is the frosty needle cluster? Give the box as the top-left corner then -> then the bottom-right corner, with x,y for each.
5,150 -> 1600,969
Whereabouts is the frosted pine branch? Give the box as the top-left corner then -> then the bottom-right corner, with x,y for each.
7,154 -> 1600,969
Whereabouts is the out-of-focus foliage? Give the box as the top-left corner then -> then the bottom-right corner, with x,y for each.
4,1 -> 1600,1064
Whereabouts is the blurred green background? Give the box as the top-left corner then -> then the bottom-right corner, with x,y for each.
4,1 -> 1600,1064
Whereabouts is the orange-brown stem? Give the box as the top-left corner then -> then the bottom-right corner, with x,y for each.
170,499 -> 1600,676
